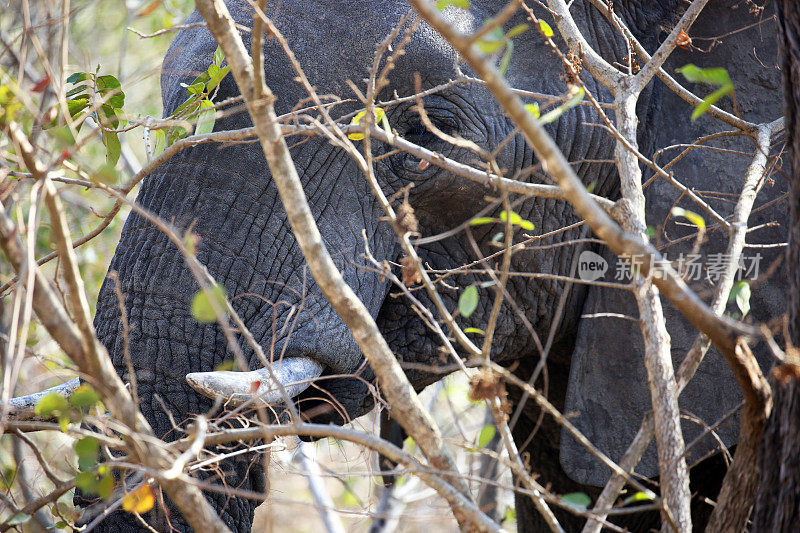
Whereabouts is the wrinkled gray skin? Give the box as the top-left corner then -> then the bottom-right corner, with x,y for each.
81,1 -> 786,531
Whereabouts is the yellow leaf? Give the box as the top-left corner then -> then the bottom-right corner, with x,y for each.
122,484 -> 155,514
348,107 -> 385,140
538,20 -> 554,39
671,207 -> 706,231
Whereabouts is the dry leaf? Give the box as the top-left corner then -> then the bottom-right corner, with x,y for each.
676,29 -> 693,50
396,199 -> 418,236
400,256 -> 422,286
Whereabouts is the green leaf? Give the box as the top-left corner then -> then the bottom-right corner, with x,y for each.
69,384 -> 100,409
35,392 -> 70,418
207,64 -> 220,81
380,109 -> 394,143
98,104 -> 120,129
101,131 -> 121,166
195,100 -> 215,135
676,64 -> 734,120
730,280 -> 751,317
214,45 -> 224,67
173,95 -> 200,117
503,507 -> 516,523
50,125 -> 76,146
94,163 -> 118,185
153,129 -> 166,156
459,285 -> 479,318
498,40 -> 513,75
518,220 -> 534,230
96,75 -> 125,108
73,437 -> 98,458
167,126 -> 188,147
676,64 -> 731,86
622,491 -> 655,506
477,424 -> 496,448
96,74 -> 121,90
185,80 -> 206,97
65,85 -> 89,99
74,437 -> 99,471
436,0 -> 470,10
403,436 -> 416,452
525,102 -> 540,119
6,513 -> 30,526
469,217 -> 499,226
95,470 -> 114,499
463,327 -> 485,335
476,23 -> 506,55
191,284 -> 227,323
66,72 -> 89,84
107,94 -> 125,109
671,207 -> 706,231
540,87 -> 585,125
184,232 -> 198,256
538,20 -> 554,38
561,492 -> 591,511
66,98 -> 89,118
500,210 -> 534,230
476,38 -> 505,54
214,360 -> 237,371
506,24 -> 529,38
206,65 -> 230,92
77,466 -> 115,499
691,85 -> 733,121
75,471 -> 96,492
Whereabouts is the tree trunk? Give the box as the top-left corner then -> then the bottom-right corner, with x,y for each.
751,1 -> 800,531
752,366 -> 800,531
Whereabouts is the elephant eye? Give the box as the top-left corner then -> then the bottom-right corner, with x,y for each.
402,122 -> 438,145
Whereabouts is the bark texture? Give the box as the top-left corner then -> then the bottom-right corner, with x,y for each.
751,1 -> 800,531
752,366 -> 800,531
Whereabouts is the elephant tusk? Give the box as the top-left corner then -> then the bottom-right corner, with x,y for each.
185,357 -> 324,407
1,377 -> 81,421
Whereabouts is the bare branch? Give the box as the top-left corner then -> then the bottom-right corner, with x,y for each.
630,0 -> 712,93
1,122 -> 232,533
542,0 -> 624,88
192,1 -> 494,529
297,442 -> 347,533
408,0 -> 756,405
585,120 -> 780,532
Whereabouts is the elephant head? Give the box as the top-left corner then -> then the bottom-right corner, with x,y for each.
68,1 -> 786,531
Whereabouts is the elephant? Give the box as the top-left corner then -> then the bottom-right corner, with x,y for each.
67,0 -> 787,531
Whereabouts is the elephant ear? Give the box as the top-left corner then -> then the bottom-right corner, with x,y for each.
559,1 -> 786,486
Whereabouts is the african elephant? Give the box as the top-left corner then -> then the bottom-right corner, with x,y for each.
75,0 -> 787,531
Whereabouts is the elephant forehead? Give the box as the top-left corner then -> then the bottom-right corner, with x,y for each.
161,1 -> 479,112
